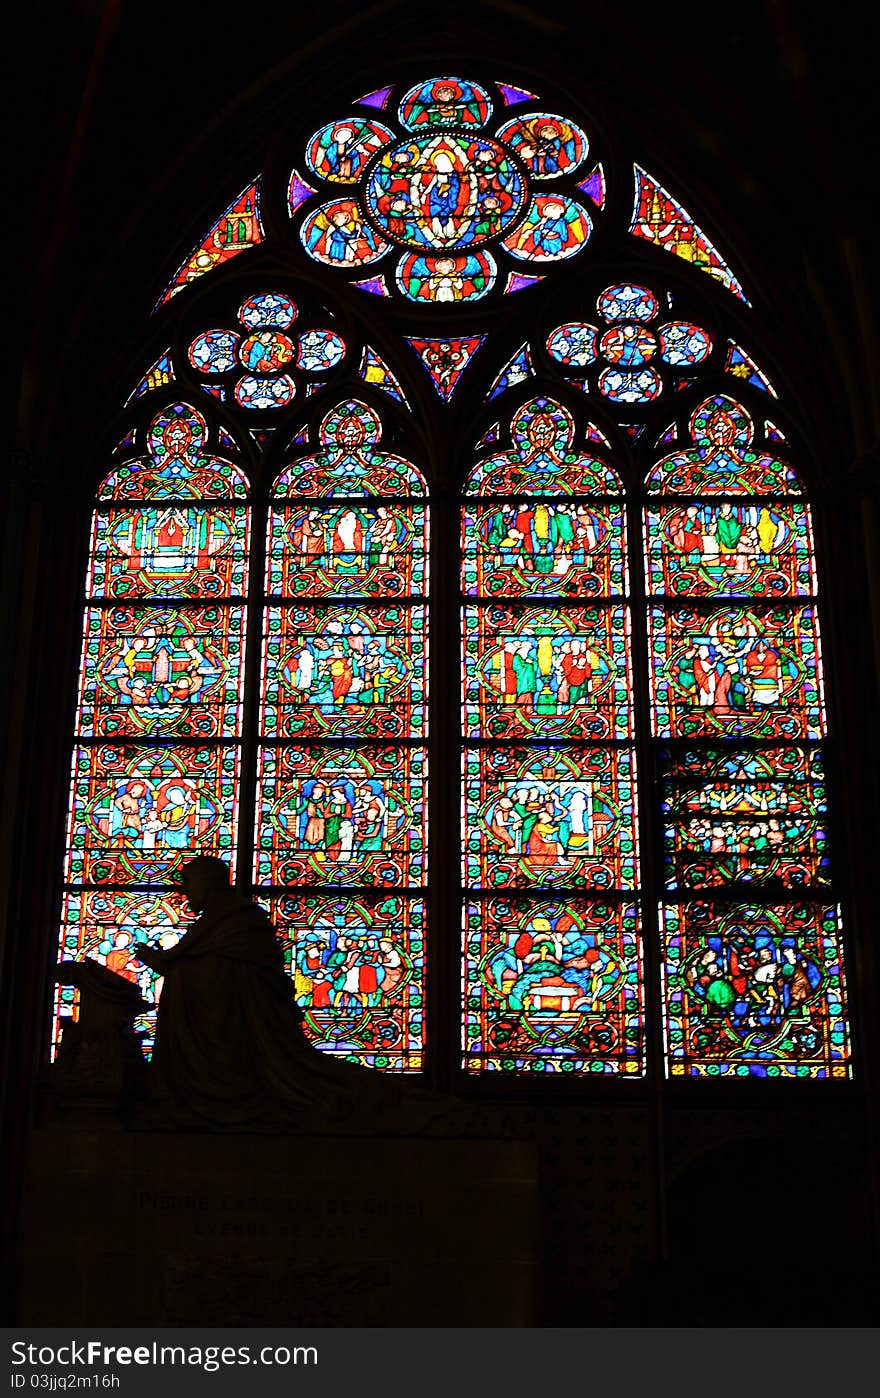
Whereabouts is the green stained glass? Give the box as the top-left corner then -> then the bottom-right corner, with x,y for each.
463,897 -> 643,1075
662,902 -> 850,1079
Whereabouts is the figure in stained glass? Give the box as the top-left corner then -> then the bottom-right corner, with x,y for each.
463,605 -> 630,740
365,134 -> 526,251
256,746 -> 426,887
262,604 -> 426,739
398,77 -> 492,131
79,605 -> 244,739
646,501 -> 815,597
305,119 -> 394,183
301,199 -> 389,267
464,747 -> 637,890
462,499 -> 625,597
662,903 -> 849,1078
661,747 -> 829,890
495,114 -> 588,179
503,195 -> 591,261
651,605 -> 824,739
269,502 -> 427,598
269,894 -> 425,1071
464,898 -> 642,1074
396,252 -> 495,302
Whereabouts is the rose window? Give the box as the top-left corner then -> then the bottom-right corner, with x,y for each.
295,76 -> 598,303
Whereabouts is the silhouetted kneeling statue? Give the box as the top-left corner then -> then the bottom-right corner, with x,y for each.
133,856 -> 447,1132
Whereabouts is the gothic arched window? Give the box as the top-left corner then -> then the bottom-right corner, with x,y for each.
55,73 -> 851,1082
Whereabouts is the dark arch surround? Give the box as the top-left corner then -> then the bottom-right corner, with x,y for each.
5,0 -> 879,1324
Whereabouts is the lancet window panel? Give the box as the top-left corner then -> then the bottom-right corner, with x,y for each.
460,394 -> 643,1076
646,395 -> 849,1079
54,402 -> 251,1057
257,397 -> 430,1071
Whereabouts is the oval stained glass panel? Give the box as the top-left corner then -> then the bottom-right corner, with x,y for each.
234,374 -> 297,410
188,331 -> 240,375
658,321 -> 713,367
599,325 -> 657,367
598,284 -> 658,323
305,118 -> 394,184
546,323 -> 598,369
238,332 -> 295,373
495,113 -> 589,179
238,292 -> 297,330
396,251 -> 496,303
502,195 -> 592,262
301,200 -> 390,268
599,367 -> 663,403
398,76 -> 492,131
296,329 -> 346,372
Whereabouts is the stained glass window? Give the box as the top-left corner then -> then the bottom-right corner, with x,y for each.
56,69 -> 851,1090
647,395 -> 848,1078
461,397 -> 643,1075
55,404 -> 250,1054
261,400 -> 429,1070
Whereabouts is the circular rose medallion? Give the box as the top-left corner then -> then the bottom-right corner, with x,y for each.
502,194 -> 591,262
238,331 -> 295,373
363,133 -> 527,252
188,330 -> 240,374
599,324 -> 657,367
239,292 -> 297,330
495,113 -> 589,179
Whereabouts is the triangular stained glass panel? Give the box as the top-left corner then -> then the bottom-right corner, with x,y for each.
356,86 -> 393,110
656,422 -> 677,446
497,81 -> 538,105
630,165 -> 749,304
125,351 -> 175,405
218,426 -> 236,450
201,383 -> 226,402
291,426 -> 309,447
156,181 -> 263,308
488,344 -> 534,400
359,346 -> 408,405
406,336 -> 485,400
249,429 -> 274,448
504,271 -> 544,294
585,422 -> 611,447
620,423 -> 645,442
476,423 -> 500,448
578,164 -> 606,208
765,419 -> 787,443
352,275 -> 390,297
288,170 -> 317,216
675,377 -> 698,393
114,431 -> 135,454
726,342 -> 778,396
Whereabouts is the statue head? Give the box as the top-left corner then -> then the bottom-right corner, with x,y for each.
180,855 -> 231,911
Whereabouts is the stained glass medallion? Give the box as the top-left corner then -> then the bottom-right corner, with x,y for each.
261,604 -> 427,740
78,605 -> 246,739
65,744 -> 239,886
255,745 -> 427,888
660,747 -> 830,890
463,746 -> 638,891
649,604 -> 825,740
645,502 -> 815,598
662,902 -> 850,1078
464,898 -> 643,1074
461,500 -> 626,598
266,893 -> 426,1071
462,605 -> 632,740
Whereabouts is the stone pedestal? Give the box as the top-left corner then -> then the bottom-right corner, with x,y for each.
17,1124 -> 538,1325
